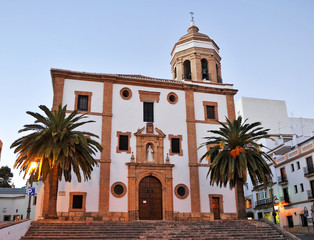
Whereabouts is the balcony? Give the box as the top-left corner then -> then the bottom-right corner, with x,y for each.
279,196 -> 290,204
255,198 -> 273,208
303,164 -> 314,177
307,190 -> 314,199
278,176 -> 288,185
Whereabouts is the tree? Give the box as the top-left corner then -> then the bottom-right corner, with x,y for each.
0,166 -> 13,188
200,116 -> 273,219
11,105 -> 103,219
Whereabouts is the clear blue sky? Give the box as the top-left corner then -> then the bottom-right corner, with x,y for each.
1,0 -> 313,187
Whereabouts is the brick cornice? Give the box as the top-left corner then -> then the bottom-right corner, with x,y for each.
51,69 -> 237,96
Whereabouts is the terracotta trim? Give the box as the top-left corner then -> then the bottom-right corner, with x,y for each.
302,143 -> 313,152
74,91 -> 92,112
69,192 -> 87,212
208,194 -> 224,216
99,81 -> 113,214
275,148 -> 314,168
168,134 -> 183,156
174,184 -> 189,199
116,131 -> 132,154
51,69 -> 237,96
226,94 -> 236,120
185,89 -> 201,217
139,90 -> 160,103
111,182 -> 127,198
203,101 -> 218,122
65,110 -> 105,116
120,87 -> 132,100
167,92 -> 178,104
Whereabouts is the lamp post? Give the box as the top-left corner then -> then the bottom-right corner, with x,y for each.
26,162 -> 37,219
269,182 -> 279,224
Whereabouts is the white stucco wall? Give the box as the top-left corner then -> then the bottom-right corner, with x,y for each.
236,97 -> 291,135
63,79 -> 104,113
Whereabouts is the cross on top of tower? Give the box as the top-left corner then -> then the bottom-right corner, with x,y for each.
189,12 -> 194,21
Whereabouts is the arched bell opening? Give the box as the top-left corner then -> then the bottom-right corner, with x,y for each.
201,59 -> 209,80
183,60 -> 191,80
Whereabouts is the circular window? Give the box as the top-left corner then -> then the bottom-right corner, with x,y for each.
174,184 -> 189,199
120,88 -> 132,100
167,92 -> 178,104
111,182 -> 127,198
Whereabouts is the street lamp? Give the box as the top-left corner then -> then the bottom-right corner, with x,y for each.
26,162 -> 37,219
269,182 -> 278,224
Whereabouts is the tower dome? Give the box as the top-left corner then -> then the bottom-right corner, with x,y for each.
170,21 -> 222,83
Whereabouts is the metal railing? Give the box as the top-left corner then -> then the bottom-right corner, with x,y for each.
279,196 -> 290,203
307,190 -> 314,199
255,198 -> 273,207
278,175 -> 288,184
303,164 -> 314,175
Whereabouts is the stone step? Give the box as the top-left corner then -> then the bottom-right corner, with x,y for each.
22,220 -> 286,240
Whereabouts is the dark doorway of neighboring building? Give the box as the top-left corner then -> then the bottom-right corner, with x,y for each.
139,176 -> 162,220
258,212 -> 263,219
300,214 -> 308,227
283,188 -> 290,203
212,197 -> 221,219
287,216 -> 294,228
310,180 -> 314,198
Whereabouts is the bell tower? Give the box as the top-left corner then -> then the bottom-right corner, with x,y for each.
170,21 -> 222,83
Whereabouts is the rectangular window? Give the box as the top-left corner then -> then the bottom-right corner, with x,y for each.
143,102 -> 154,122
294,185 -> 298,194
116,132 -> 131,153
119,135 -> 129,151
169,134 -> 183,156
77,95 -> 89,111
206,106 -> 215,119
203,101 -> 218,122
297,161 -> 300,170
291,164 -> 294,172
75,91 -> 92,112
300,183 -> 304,192
72,195 -> 83,209
171,138 -> 180,154
69,192 -> 86,212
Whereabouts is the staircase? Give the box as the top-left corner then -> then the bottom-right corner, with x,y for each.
22,220 -> 287,239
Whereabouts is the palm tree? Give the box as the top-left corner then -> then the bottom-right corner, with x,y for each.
11,105 -> 103,219
200,116 -> 273,219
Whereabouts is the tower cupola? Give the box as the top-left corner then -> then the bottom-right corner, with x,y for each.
171,21 -> 222,83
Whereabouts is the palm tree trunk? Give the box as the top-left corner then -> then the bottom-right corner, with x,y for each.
236,178 -> 247,219
45,166 -> 59,219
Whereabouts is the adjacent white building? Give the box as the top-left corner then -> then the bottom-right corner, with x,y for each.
236,97 -> 314,232
0,181 -> 41,221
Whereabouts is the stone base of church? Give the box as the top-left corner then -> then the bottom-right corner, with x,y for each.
56,211 -> 237,222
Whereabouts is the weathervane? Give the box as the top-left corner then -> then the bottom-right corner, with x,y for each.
189,12 -> 194,21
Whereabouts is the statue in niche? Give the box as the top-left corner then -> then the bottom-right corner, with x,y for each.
147,144 -> 154,162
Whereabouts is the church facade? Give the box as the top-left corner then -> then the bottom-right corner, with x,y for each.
36,22 -> 238,221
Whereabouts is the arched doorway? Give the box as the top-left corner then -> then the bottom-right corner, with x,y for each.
139,176 -> 162,220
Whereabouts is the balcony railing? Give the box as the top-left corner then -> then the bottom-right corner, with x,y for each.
278,175 -> 288,185
307,190 -> 314,199
255,198 -> 273,207
279,196 -> 290,203
303,164 -> 314,176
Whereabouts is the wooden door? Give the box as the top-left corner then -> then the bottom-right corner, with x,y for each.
212,197 -> 220,219
139,176 -> 162,220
